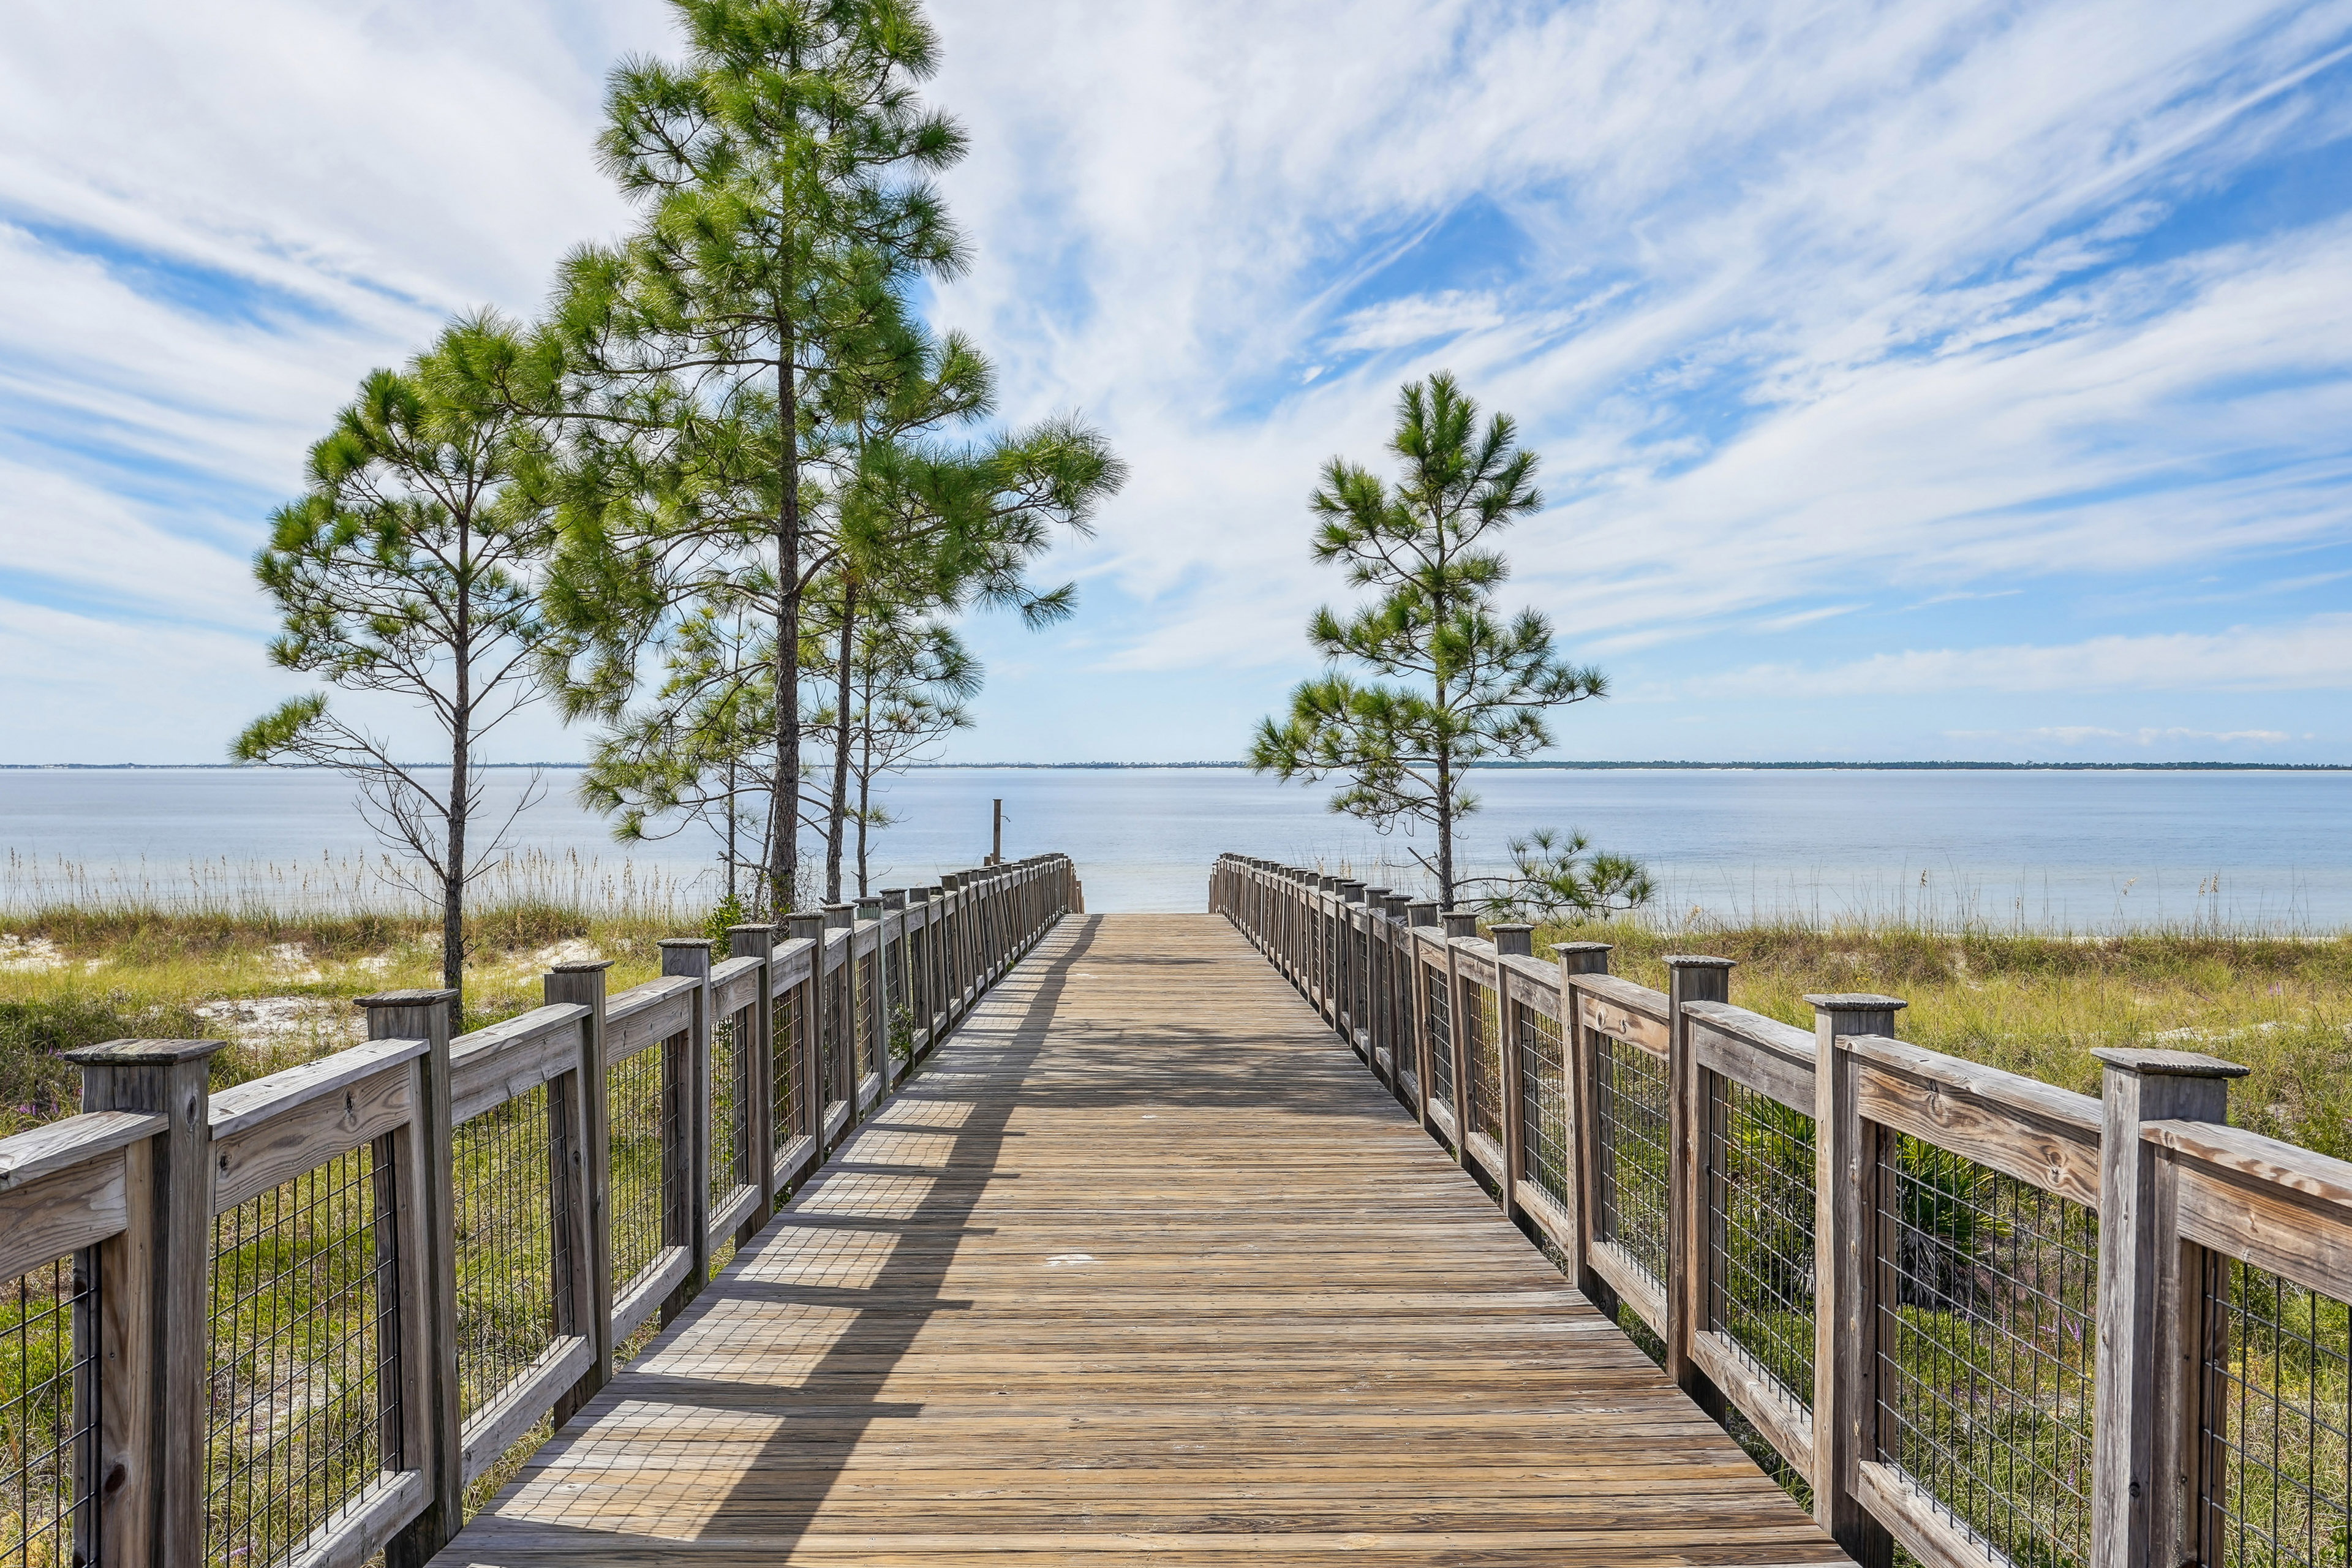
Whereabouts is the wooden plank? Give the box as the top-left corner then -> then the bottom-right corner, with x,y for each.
1590,1237 -> 1668,1336
284,1469 -> 427,1568
212,1061 -> 418,1213
208,1036 -> 428,1140
2144,1117 -> 2352,1214
712,956 -> 763,1017
1856,1460 -> 2008,1568
434,913 -> 1843,1568
449,1006 -> 589,1125
607,984 -> 694,1063
771,940 -> 815,993
2173,1156 -> 2352,1302
460,1335 -> 597,1487
1855,1055 -> 2100,1205
0,1108 -> 163,1191
1514,1178 -> 1578,1257
1581,989 -> 1670,1058
1691,1329 -> 1815,1488
1687,1003 -> 1815,1110
612,1246 -> 693,1343
709,1182 -> 760,1250
0,1147 -> 127,1283
1501,957 -> 1562,1017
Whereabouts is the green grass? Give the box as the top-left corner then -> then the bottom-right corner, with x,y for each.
1538,918 -> 2352,1156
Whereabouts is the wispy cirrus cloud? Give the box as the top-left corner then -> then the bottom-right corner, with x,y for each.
1,0 -> 2350,761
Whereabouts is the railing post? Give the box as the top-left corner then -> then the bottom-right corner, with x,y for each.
1554,941 -> 1612,1308
729,924 -> 777,1240
1664,955 -> 1735,1417
2090,1047 -> 2245,1568
856,896 -> 886,1099
1490,924 -> 1534,1224
544,960 -> 611,1425
1406,902 -> 1440,1128
660,938 -> 711,1321
1809,991 -> 1908,1568
64,1036 -> 225,1568
787,911 -> 826,1141
1364,888 -> 1394,1083
824,904 -> 858,1127
355,990 -> 461,1568
1441,910 -> 1477,1169
883,891 -> 910,1083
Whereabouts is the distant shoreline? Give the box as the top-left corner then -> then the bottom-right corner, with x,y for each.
4,760 -> 2346,774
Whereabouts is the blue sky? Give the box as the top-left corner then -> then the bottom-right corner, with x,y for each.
4,0 -> 2351,764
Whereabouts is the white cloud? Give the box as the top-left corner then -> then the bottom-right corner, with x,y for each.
1948,726 -> 2296,746
1327,291 -> 1505,353
1701,614 -> 2352,697
2,0 -> 2351,761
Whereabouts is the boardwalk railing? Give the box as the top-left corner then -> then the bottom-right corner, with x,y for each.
0,854 -> 1073,1568
1212,854 -> 2352,1568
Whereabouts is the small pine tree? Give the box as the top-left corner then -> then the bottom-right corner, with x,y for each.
1250,371 -> 1646,916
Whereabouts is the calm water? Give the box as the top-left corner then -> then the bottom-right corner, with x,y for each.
2,766 -> 2346,928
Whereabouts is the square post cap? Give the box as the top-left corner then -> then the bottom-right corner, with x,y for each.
2089,1047 -> 2248,1080
1488,923 -> 1534,957
61,1038 -> 228,1066
549,958 -> 614,973
786,911 -> 824,938
1406,900 -> 1439,927
1442,910 -> 1479,940
352,987 -> 459,1009
1554,941 -> 1612,974
1803,992 -> 1908,1013
1806,993 -> 1907,1038
881,889 -> 908,911
1664,954 -> 1736,971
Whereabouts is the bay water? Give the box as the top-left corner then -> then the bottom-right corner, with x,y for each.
2,765 -> 2346,930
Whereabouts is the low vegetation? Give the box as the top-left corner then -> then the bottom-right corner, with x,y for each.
0,900 -> 673,1137
1542,917 -> 2352,1156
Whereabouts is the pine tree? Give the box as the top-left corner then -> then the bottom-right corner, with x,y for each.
235,312 -> 555,1004
537,0 -> 968,914
1249,372 -> 1637,912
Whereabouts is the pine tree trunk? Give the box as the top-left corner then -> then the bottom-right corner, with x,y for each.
445,533 -> 470,1012
824,580 -> 856,902
773,326 -> 802,916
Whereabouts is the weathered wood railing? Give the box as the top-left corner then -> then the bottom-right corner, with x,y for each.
0,853 -> 1074,1568
1213,853 -> 2352,1568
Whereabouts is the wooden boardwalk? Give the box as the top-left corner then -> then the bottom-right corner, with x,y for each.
437,913 -> 1847,1567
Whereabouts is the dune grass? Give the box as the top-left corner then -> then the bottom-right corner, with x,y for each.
1540,918 -> 2352,1156
0,900 -> 680,1138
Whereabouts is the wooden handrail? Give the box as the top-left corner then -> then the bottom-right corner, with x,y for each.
1213,850 -> 2352,1568
0,852 -> 1077,1568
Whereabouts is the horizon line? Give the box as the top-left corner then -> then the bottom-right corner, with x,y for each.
2,760 -> 2346,773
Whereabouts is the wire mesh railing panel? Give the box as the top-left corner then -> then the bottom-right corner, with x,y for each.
1706,1074 -> 1816,1412
451,1085 -> 569,1425
606,1043 -> 675,1292
821,967 -> 845,1112
2196,1257 -> 2352,1568
1594,1035 -> 1671,1285
1464,982 -> 1504,1145
856,956 -> 877,1085
884,938 -> 907,1066
1424,963 -> 1454,1116
1874,1138 -> 2098,1568
1,1254 -> 94,1568
1518,1003 -> 1571,1213
709,1010 -> 750,1208
205,1144 -> 401,1568
772,989 -> 801,1153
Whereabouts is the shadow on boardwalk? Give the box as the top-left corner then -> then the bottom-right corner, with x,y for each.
437,914 -> 1843,1567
